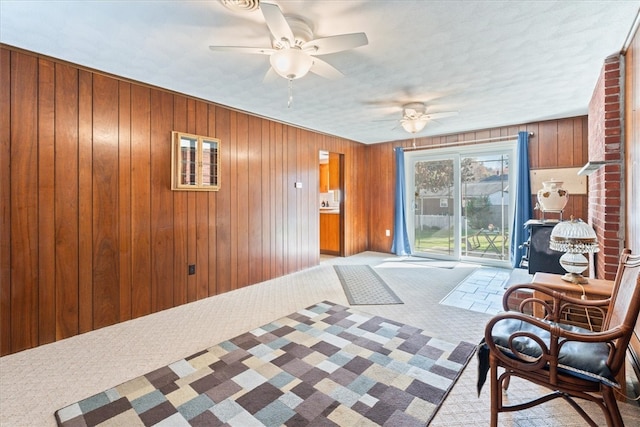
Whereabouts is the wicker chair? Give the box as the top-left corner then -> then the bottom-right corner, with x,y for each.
479,248 -> 640,427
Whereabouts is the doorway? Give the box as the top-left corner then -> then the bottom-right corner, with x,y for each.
319,150 -> 344,256
405,142 -> 515,267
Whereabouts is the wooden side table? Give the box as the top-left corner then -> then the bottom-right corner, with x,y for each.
531,272 -> 614,331
530,273 -> 626,399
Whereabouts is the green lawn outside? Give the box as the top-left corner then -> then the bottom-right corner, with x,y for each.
414,226 -> 510,256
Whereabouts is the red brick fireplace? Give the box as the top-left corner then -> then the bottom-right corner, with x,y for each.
588,54 -> 625,280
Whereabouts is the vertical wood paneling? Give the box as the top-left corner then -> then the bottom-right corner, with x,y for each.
130,85 -> 151,318
295,129 -> 303,268
118,81 -> 132,321
172,95 -> 188,305
4,46 -> 591,355
273,122 -> 284,277
261,120 -> 271,281
537,121 -> 558,168
78,70 -> 93,333
574,117 -> 587,166
186,100 -> 197,301
229,111 -> 239,290
215,106 -> 231,294
195,101 -> 209,299
37,58 -> 56,345
10,51 -> 39,352
528,123 -> 540,168
557,119 -> 574,167
92,74 -> 120,329
3,47 -> 370,354
286,128 -> 297,273
207,106 -> 218,296
236,112 -> 249,288
0,48 -> 11,355
150,89 -> 174,311
248,115 -> 263,285
55,63 -> 80,339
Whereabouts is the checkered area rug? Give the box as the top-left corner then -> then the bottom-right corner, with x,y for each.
55,301 -> 475,426
334,265 -> 403,305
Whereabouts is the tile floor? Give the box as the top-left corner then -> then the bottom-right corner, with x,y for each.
440,265 -> 533,315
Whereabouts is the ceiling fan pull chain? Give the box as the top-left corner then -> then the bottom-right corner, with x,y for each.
288,78 -> 293,108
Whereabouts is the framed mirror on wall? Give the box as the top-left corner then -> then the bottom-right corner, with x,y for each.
171,131 -> 220,191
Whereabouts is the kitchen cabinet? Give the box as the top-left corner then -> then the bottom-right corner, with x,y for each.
319,163 -> 329,193
329,152 -> 340,190
320,213 -> 341,255
319,153 -> 340,193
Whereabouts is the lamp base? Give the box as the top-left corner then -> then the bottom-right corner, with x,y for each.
560,272 -> 589,284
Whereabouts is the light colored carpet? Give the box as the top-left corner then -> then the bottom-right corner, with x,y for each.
1,251 -> 639,427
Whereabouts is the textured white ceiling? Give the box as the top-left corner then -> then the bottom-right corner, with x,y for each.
1,1 -> 638,144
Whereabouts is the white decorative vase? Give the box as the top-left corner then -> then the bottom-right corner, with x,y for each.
537,180 -> 569,211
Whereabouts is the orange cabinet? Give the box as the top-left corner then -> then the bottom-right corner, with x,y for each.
319,163 -> 329,193
320,213 -> 340,254
329,152 -> 340,190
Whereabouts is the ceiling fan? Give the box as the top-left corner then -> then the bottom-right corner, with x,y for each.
209,2 -> 368,83
398,102 -> 458,134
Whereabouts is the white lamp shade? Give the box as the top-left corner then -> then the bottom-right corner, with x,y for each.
549,218 -> 598,254
269,49 -> 313,80
400,118 -> 428,134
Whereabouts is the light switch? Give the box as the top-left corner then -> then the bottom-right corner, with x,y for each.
295,182 -> 303,188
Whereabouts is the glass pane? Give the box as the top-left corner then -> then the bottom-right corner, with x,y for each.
201,139 -> 218,186
179,136 -> 198,186
413,159 -> 455,257
461,154 -> 510,260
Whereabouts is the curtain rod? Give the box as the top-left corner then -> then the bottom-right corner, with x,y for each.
401,132 -> 534,152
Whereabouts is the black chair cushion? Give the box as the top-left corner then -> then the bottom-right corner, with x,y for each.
490,318 -> 618,387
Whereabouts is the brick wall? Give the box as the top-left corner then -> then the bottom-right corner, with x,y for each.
588,55 -> 625,280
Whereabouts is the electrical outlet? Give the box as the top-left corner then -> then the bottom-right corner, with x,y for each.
188,264 -> 196,275
385,229 -> 391,237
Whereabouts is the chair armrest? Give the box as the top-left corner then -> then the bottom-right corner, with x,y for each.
502,283 -> 611,323
484,311 -> 624,385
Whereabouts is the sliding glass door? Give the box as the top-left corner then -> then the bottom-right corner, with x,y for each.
406,142 -> 515,266
411,157 -> 457,258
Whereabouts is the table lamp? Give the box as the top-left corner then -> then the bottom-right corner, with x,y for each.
549,217 -> 599,284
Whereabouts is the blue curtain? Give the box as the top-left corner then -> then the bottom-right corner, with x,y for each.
509,131 -> 533,268
391,147 -> 412,255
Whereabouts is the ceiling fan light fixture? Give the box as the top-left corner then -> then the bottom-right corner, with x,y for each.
269,48 -> 313,80
400,118 -> 428,134
220,0 -> 260,12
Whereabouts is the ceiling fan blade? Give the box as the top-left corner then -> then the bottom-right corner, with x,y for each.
424,111 -> 458,119
260,2 -> 295,45
209,46 -> 275,55
263,67 -> 278,82
309,58 -> 344,80
302,32 -> 368,55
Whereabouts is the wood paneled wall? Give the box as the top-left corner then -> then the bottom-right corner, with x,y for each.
0,45 -> 590,356
0,47 -> 368,355
366,118 -> 589,253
